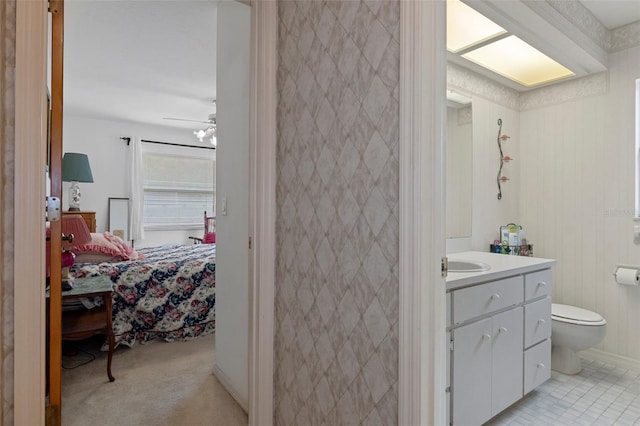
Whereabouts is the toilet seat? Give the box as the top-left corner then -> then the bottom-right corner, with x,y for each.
552,303 -> 607,326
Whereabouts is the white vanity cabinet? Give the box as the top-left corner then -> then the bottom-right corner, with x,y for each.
523,269 -> 552,394
447,260 -> 554,426
452,306 -> 523,425
451,278 -> 524,426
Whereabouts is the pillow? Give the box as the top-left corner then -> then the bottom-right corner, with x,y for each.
103,231 -> 143,260
72,232 -> 143,261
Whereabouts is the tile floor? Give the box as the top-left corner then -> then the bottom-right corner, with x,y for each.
488,358 -> 640,425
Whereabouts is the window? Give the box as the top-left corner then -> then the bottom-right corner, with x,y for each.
142,152 -> 215,230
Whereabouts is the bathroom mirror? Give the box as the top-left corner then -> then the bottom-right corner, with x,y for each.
108,197 -> 130,241
446,89 -> 473,238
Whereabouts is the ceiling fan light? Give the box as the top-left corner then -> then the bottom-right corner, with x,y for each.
194,129 -> 206,142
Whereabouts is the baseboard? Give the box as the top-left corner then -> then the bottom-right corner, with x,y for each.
580,348 -> 640,371
213,364 -> 249,413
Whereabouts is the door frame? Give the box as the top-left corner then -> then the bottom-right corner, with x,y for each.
247,0 -> 276,423
398,0 -> 447,424
14,0 -> 446,425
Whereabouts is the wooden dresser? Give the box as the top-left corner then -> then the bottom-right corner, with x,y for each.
62,211 -> 96,233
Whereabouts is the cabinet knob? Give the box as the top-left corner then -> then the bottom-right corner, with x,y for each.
537,363 -> 545,369
491,293 -> 501,300
482,334 -> 492,340
538,281 -> 547,287
538,319 -> 546,325
499,327 -> 507,333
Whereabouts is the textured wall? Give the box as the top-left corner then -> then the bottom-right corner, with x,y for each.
1,0 -> 15,423
275,0 -> 399,424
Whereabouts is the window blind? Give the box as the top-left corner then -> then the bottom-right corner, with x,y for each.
142,153 -> 215,230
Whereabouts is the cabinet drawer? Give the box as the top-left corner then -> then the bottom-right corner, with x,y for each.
453,276 -> 524,324
524,297 -> 552,349
524,339 -> 551,394
525,269 -> 552,301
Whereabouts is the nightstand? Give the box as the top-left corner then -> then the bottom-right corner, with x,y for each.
62,211 -> 96,233
47,275 -> 115,382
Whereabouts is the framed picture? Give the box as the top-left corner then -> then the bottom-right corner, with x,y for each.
108,198 -> 130,241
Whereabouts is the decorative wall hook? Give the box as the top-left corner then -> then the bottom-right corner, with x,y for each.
496,118 -> 511,200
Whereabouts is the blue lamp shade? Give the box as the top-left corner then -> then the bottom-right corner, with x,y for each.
62,153 -> 94,183
62,153 -> 94,211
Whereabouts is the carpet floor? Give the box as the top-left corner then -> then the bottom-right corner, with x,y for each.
61,334 -> 248,426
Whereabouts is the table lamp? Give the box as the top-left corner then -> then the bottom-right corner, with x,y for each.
62,152 -> 94,211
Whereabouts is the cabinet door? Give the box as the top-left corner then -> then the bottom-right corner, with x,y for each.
491,307 -> 523,416
452,317 -> 492,426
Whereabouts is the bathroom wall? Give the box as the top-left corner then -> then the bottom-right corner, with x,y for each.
446,63 -> 521,253
470,97 -> 520,251
519,44 -> 640,361
276,0 -> 400,423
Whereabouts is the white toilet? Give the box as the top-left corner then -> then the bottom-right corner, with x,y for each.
551,303 -> 607,375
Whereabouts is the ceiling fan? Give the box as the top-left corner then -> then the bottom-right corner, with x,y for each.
162,113 -> 217,146
162,113 -> 216,125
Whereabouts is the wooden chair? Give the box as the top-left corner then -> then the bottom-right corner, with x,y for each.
189,211 -> 216,244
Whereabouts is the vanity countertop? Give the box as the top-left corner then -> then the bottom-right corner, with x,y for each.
446,251 -> 556,291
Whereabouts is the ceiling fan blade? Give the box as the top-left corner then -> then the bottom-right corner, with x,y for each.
163,117 -> 211,124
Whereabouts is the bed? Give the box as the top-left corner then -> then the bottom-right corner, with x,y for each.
69,243 -> 216,347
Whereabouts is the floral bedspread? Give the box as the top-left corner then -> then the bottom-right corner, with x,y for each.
70,243 -> 216,347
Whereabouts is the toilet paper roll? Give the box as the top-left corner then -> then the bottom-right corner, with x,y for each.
615,267 -> 640,286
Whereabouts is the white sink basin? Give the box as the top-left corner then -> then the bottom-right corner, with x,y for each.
448,259 -> 491,273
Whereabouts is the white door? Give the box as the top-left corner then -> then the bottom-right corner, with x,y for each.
452,317 -> 492,426
491,307 -> 523,416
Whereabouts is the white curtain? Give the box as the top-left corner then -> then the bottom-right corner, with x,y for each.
128,136 -> 145,242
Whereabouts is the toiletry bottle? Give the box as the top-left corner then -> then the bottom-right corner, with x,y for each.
500,226 -> 509,247
508,224 -> 519,254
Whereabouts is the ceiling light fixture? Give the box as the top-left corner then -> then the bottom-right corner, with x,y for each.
461,35 -> 575,87
194,119 -> 216,146
447,0 -> 575,88
447,0 -> 507,53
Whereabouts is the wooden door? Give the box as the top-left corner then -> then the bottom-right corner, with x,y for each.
47,0 -> 64,424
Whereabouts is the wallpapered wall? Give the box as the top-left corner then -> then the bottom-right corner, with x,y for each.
1,0 -> 15,423
275,0 -> 400,424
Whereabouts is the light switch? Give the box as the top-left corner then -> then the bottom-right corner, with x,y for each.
221,196 -> 227,216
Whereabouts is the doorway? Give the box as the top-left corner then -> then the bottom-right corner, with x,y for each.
12,0 -> 277,424
57,0 -> 248,422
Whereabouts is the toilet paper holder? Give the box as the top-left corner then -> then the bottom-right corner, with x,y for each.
614,265 -> 640,286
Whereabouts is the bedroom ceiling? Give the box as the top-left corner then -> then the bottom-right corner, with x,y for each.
63,0 -> 217,130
